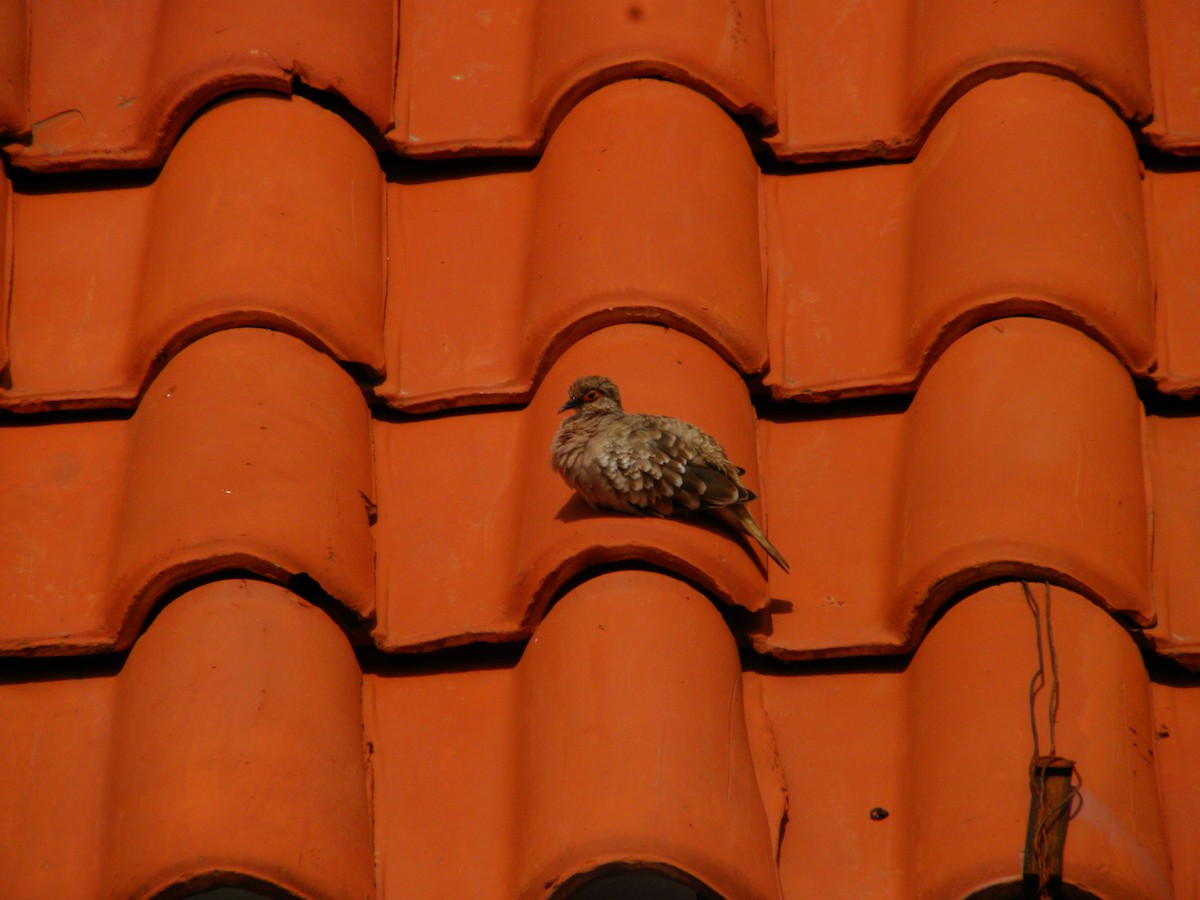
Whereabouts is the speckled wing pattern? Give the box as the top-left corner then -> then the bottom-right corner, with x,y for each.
587,413 -> 753,516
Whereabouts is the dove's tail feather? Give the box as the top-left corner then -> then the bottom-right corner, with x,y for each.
719,504 -> 790,573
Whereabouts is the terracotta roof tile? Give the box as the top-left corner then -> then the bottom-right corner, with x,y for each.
382,78 -> 767,409
759,317 -> 1151,659
1152,677 -> 1200,896
0,0 -> 25,138
342,583 -> 1200,896
5,0 -> 395,171
1,579 -> 374,897
392,0 -> 774,156
1147,412 -> 1200,665
370,570 -> 783,899
765,74 -> 1155,401
5,5 -> 1200,897
1144,0 -> 1200,153
373,323 -> 769,651
0,329 -> 374,653
13,1 -> 1200,169
767,0 -> 1152,161
0,162 -> 10,374
765,583 -> 1177,898
1149,168 -> 1200,395
5,94 -> 384,410
14,76 -> 1200,412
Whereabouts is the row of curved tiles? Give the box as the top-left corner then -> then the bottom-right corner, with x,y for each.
3,319 -> 1200,666
1,0 -> 1198,167
5,74 -> 1200,412
2,574 -> 1196,897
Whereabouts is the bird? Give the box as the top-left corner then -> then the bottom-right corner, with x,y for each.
550,374 -> 790,572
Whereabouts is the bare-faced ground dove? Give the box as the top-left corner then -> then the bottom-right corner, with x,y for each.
551,375 -> 790,572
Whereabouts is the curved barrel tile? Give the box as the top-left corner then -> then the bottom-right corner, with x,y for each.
516,324 -> 769,620
114,328 -> 375,642
1146,413 -> 1200,666
906,583 -> 1171,897
1144,0 -> 1200,153
391,0 -> 772,156
1151,682 -> 1200,896
906,76 -> 1152,379
4,181 -> 156,410
896,319 -> 1150,635
765,75 -> 1154,401
0,418 -> 127,653
1149,170 -> 1200,396
381,79 -> 766,411
371,403 -> 529,650
6,0 -> 394,170
515,570 -> 782,900
373,323 -> 768,652
755,318 -> 1150,659
768,0 -> 1150,161
0,165 -> 10,380
105,579 -> 374,899
0,676 -> 115,897
3,94 -> 385,410
0,0 -> 25,138
138,94 -> 386,382
366,664 -> 519,898
752,410 -> 908,657
524,82 -> 766,380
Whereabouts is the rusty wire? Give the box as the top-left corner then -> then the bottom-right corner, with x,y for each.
1022,581 -> 1082,900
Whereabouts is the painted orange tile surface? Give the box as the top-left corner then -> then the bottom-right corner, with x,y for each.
4,3 -> 1200,898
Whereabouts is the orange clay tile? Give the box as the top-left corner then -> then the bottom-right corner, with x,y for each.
767,0 -> 1151,161
0,583 -> 374,897
364,580 -> 1197,896
0,0 -> 25,137
5,589 -> 1197,895
15,78 -> 1200,412
373,323 -> 769,651
1151,679 -> 1200,897
0,329 -> 374,654
1146,413 -> 1200,665
3,0 -> 395,171
1143,0 -> 1200,153
763,74 -> 1154,401
0,672 -> 114,896
368,570 -> 783,899
763,583 -> 1173,898
0,164 -> 10,377
1148,169 -> 1200,396
389,0 -> 773,157
757,318 -> 1150,659
4,94 -> 384,410
106,580 -> 374,898
379,78 -> 767,410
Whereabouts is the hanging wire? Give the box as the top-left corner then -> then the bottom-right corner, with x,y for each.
1024,581 -> 1046,758
1022,582 -> 1082,900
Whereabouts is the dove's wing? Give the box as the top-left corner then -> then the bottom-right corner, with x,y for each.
585,415 -> 754,517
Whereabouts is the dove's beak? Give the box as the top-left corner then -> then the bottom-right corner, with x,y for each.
558,398 -> 580,413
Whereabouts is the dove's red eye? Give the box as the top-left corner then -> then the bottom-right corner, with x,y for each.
582,389 -> 602,402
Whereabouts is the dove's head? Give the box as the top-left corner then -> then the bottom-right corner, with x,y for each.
559,375 -> 623,415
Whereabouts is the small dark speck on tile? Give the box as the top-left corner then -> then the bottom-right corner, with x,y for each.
627,3 -> 644,21
870,807 -> 889,820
